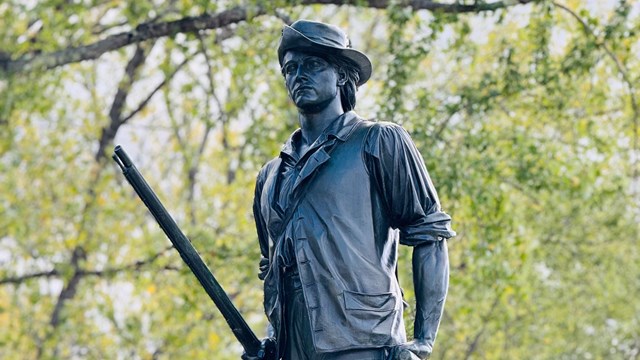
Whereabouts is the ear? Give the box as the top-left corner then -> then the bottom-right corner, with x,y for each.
337,68 -> 348,86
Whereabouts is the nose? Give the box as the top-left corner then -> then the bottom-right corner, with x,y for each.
294,64 -> 309,81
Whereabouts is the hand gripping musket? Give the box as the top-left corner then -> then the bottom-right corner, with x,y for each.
112,145 -> 275,359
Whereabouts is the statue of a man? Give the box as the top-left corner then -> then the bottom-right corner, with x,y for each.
248,20 -> 455,360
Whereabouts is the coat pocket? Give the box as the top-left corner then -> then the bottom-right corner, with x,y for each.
343,290 -> 397,312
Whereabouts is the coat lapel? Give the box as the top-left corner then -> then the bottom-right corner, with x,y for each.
292,141 -> 334,194
264,112 -> 364,236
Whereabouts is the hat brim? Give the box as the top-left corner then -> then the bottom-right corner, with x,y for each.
278,26 -> 372,86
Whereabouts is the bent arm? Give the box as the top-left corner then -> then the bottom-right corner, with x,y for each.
364,122 -> 454,358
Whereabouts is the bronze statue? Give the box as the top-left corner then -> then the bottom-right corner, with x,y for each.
248,20 -> 455,360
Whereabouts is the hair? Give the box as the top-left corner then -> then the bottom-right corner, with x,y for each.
324,53 -> 360,112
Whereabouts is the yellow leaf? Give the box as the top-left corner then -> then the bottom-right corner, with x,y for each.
209,332 -> 220,347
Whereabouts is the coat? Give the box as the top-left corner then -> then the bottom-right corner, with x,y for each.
253,111 -> 455,353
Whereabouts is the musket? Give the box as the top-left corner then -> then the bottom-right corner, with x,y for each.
112,145 -> 275,359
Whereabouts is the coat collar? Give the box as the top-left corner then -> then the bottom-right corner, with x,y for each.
262,111 -> 364,239
279,111 -> 361,159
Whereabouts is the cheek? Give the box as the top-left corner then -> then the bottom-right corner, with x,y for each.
319,74 -> 339,93
284,78 -> 294,94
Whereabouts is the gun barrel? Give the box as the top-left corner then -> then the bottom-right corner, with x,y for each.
112,145 -> 262,356
113,145 -> 133,168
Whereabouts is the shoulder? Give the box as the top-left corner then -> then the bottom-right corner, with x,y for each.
364,120 -> 414,157
365,120 -> 413,144
369,120 -> 409,135
262,157 -> 280,171
346,110 -> 406,135
256,157 -> 281,185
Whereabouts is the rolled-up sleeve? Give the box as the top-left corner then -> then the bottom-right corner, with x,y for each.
365,122 -> 456,246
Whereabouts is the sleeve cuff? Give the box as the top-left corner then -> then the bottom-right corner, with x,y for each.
399,212 -> 456,246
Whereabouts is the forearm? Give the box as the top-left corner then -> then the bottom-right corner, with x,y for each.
412,240 -> 449,348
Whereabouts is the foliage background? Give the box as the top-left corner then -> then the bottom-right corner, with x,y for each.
1,0 -> 639,359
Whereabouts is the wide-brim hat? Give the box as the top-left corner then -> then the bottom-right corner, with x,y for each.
277,20 -> 372,86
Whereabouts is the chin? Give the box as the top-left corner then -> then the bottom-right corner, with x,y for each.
296,103 -> 326,114
293,95 -> 316,108
295,97 -> 334,114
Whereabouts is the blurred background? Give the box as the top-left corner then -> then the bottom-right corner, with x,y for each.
1,0 -> 639,359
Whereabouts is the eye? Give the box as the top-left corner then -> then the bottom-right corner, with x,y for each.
283,63 -> 297,76
307,60 -> 323,70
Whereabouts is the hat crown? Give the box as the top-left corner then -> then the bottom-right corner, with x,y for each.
277,20 -> 373,86
289,20 -> 350,49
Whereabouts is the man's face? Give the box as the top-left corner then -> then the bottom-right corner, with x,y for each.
282,50 -> 340,113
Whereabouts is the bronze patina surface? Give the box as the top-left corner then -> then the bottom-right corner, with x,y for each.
248,20 -> 455,360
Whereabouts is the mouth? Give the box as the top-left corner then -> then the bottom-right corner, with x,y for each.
294,85 -> 312,95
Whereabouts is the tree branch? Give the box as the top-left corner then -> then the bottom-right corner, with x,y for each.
49,246 -> 86,328
196,33 -> 232,184
0,245 -> 175,286
37,42 -> 155,346
2,6 -> 256,74
463,292 -> 502,360
0,269 -> 59,285
31,245 -> 173,358
1,1 -> 538,74
552,1 -> 640,203
311,0 -> 537,12
95,43 -> 152,161
120,55 -> 191,124
80,245 -> 176,277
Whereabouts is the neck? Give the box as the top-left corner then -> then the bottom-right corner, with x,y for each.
297,96 -> 344,147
